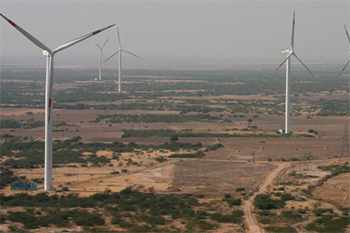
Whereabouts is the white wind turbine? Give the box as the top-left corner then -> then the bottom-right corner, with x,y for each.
105,28 -> 140,93
339,25 -> 350,76
95,39 -> 109,81
0,13 -> 115,191
276,11 -> 314,134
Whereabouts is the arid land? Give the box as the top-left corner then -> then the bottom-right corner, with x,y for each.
1,68 -> 349,232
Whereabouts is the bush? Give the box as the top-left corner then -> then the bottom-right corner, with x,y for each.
225,198 -> 242,206
281,211 -> 302,219
306,215 -> 350,233
211,210 -> 243,223
265,226 -> 297,232
72,210 -> 105,226
155,156 -> 167,163
0,168 -> 17,189
170,135 -> 178,142
312,208 -> 333,216
236,187 -> 245,192
256,210 -> 276,216
254,194 -> 286,210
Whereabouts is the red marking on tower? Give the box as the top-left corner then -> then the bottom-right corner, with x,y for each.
49,99 -> 52,108
92,30 -> 101,35
8,19 -> 16,27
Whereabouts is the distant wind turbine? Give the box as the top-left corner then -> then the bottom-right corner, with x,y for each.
339,25 -> 350,76
275,11 -> 313,134
105,28 -> 140,92
0,13 -> 115,191
95,39 -> 109,81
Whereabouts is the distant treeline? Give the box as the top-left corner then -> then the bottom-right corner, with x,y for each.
121,129 -> 315,138
1,135 -> 218,169
91,114 -> 221,123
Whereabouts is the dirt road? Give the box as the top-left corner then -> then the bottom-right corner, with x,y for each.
243,162 -> 291,233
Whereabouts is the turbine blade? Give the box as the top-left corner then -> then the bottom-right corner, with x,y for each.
344,25 -> 350,44
0,13 -> 51,52
122,49 -> 141,58
103,38 -> 109,48
291,11 -> 295,51
104,50 -> 120,63
53,24 -> 115,54
117,28 -> 122,48
95,43 -> 103,50
293,53 -> 314,76
275,52 -> 293,72
339,58 -> 350,76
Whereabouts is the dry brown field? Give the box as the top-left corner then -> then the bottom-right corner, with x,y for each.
1,107 -> 347,196
1,94 -> 349,232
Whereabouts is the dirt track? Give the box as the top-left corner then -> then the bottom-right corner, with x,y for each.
243,162 -> 291,233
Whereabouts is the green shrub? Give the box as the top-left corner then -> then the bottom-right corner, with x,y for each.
265,226 -> 297,232
211,210 -> 243,223
306,215 -> 350,233
72,210 -> 105,226
225,198 -> 242,206
236,187 -> 245,192
154,156 -> 167,163
256,210 -> 276,216
312,208 -> 333,216
281,211 -> 302,219
258,217 -> 272,224
254,194 -> 286,209
0,167 -> 17,189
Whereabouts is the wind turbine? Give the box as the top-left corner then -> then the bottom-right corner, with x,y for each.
95,39 -> 109,81
0,13 -> 115,191
276,11 -> 313,134
105,28 -> 140,92
339,25 -> 350,76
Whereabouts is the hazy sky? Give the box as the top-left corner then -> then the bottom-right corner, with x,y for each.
0,0 -> 349,67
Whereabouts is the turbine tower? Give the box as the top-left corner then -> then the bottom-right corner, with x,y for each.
339,25 -> 350,76
105,28 -> 140,93
95,39 -> 109,81
0,13 -> 115,191
276,11 -> 313,134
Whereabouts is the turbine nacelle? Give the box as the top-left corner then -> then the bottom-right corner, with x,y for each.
281,49 -> 290,55
42,50 -> 50,56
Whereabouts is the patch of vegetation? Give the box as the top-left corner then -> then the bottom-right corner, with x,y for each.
1,69 -> 348,116
280,210 -> 302,219
253,194 -> 286,210
223,194 -> 242,207
265,226 -> 297,232
154,156 -> 167,163
0,136 -> 213,169
1,119 -> 44,129
1,187 -> 244,231
92,114 -> 221,123
305,214 -> 350,233
210,210 -> 243,223
168,151 -> 205,158
317,163 -> 350,174
312,208 -> 333,216
122,129 -> 314,138
0,167 -> 18,189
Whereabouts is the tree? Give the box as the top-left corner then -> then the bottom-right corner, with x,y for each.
170,135 -> 179,142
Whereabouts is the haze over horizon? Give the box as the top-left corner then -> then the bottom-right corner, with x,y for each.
0,1 -> 349,68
